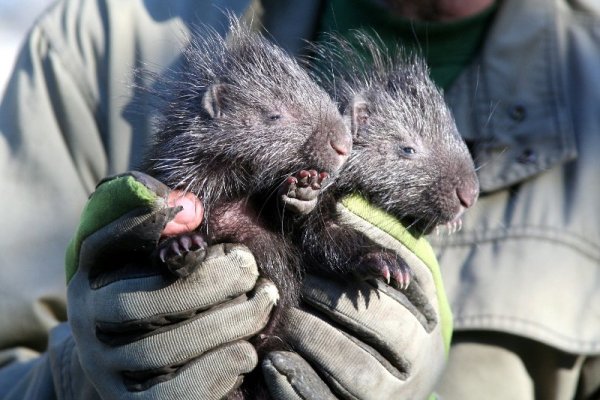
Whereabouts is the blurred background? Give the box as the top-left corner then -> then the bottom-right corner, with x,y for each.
1,0 -> 54,97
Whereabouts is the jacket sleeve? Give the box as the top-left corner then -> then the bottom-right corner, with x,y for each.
0,0 -> 262,365
0,324 -> 102,400
0,0 -> 107,367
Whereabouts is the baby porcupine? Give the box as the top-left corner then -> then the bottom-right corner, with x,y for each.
299,32 -> 480,290
141,17 -> 352,310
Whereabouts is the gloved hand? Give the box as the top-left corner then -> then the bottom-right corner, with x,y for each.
65,171 -> 278,399
263,195 -> 452,400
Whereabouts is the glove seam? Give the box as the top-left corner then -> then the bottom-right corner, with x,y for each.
95,294 -> 250,346
320,370 -> 360,400
294,301 -> 410,380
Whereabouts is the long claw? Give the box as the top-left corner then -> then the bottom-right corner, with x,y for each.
192,234 -> 206,248
382,266 -> 391,285
180,236 -> 192,252
170,241 -> 182,256
318,172 -> 329,183
159,247 -> 168,263
402,270 -> 411,290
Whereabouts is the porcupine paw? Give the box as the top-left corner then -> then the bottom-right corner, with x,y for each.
158,233 -> 207,278
355,251 -> 413,290
279,169 -> 329,215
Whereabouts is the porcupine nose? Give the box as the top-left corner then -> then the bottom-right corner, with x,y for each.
456,183 -> 479,209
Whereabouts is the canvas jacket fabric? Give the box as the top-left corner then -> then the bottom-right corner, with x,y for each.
0,0 -> 599,397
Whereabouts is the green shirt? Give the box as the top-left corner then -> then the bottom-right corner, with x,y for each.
318,0 -> 498,88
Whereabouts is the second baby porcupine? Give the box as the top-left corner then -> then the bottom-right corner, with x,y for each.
299,32 -> 480,291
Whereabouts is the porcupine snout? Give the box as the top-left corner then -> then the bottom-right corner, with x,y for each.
325,117 -> 353,171
456,180 -> 479,209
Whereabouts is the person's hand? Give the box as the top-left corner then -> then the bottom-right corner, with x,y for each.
263,195 -> 451,400
66,171 -> 278,399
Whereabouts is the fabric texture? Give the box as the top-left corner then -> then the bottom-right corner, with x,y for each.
279,275 -> 446,399
437,331 -> 591,400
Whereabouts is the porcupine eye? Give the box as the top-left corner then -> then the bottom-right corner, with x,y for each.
269,114 -> 282,121
399,146 -> 416,156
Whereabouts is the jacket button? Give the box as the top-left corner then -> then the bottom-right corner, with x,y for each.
509,104 -> 527,121
517,148 -> 537,164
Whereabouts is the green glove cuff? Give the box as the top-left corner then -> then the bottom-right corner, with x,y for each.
340,194 -> 453,353
65,173 -> 165,283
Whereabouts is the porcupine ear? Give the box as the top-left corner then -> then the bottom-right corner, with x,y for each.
202,83 -> 230,118
348,94 -> 370,139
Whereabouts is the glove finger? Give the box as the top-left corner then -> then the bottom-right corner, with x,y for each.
263,351 -> 336,400
103,341 -> 257,400
127,341 -> 258,400
300,275 -> 434,372
281,307 -> 433,400
67,172 -> 177,283
100,278 -> 278,371
92,244 -> 259,323
79,206 -> 176,283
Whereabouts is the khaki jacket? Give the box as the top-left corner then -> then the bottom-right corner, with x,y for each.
0,0 -> 598,396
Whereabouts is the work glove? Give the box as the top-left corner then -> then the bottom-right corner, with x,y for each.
263,195 -> 452,400
65,171 -> 277,399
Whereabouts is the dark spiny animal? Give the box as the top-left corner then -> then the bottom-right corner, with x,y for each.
140,18 -> 352,399
299,33 -> 480,292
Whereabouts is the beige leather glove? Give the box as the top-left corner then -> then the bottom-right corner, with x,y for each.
66,172 -> 278,399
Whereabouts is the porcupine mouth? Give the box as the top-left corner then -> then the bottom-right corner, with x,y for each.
434,206 -> 466,236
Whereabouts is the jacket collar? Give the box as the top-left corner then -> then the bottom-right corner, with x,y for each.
445,0 -> 576,192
